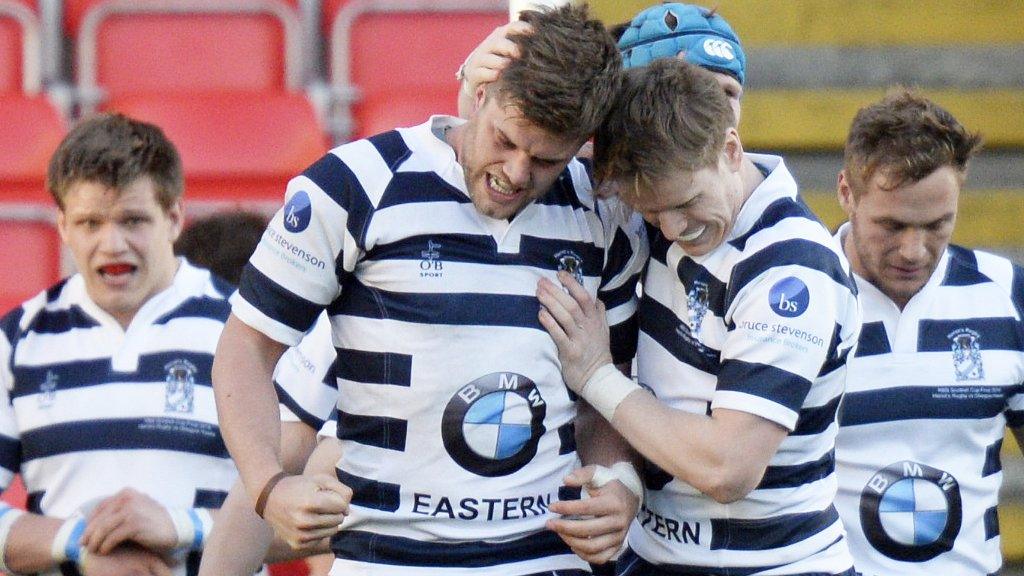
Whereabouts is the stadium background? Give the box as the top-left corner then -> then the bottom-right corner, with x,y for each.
0,0 -> 1021,574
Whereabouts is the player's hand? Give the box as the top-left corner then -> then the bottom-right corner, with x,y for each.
537,271 -> 614,394
81,488 -> 178,554
263,473 -> 352,550
80,543 -> 173,576
461,20 -> 532,94
546,466 -> 639,565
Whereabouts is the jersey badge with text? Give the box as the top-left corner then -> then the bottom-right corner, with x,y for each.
860,460 -> 961,562
420,239 -> 444,278
442,372 -> 546,477
283,190 -> 312,233
555,250 -> 584,285
38,369 -> 58,408
948,328 -> 985,381
164,359 -> 196,414
769,276 -> 809,318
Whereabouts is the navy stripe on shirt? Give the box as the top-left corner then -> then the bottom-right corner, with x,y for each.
717,359 -> 812,416
917,317 -> 1023,352
331,528 -> 574,567
336,348 -> 412,387
238,263 -> 323,334
11,351 -> 214,399
337,409 -> 408,451
21,418 -> 229,461
840,386 -> 1010,426
331,279 -> 544,330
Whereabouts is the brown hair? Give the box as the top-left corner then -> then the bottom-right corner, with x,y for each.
496,4 -> 622,143
174,210 -> 269,285
47,113 -> 184,211
844,88 -> 982,196
593,58 -> 733,187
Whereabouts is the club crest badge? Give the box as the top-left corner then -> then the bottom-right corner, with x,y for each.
686,281 -> 710,336
420,239 -> 443,278
948,328 -> 984,381
38,370 -> 58,408
164,359 -> 196,414
555,250 -> 584,285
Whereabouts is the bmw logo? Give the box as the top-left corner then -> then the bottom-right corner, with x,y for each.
860,461 -> 961,562
442,372 -> 546,477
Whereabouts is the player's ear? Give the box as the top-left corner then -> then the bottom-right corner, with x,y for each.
837,170 -> 855,216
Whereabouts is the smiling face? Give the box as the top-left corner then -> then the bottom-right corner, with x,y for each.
621,145 -> 745,257
839,165 -> 960,308
57,177 -> 183,327
454,90 -> 581,220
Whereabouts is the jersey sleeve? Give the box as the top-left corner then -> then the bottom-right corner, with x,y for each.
0,309 -> 24,490
597,197 -> 648,365
232,150 -> 373,345
1003,262 -> 1024,427
274,313 -> 339,431
714,252 -> 857,431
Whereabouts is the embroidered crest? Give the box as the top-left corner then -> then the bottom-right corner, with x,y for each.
38,370 -> 58,408
948,328 -> 984,381
555,250 -> 584,285
420,239 -> 443,278
164,359 -> 196,413
686,281 -> 710,336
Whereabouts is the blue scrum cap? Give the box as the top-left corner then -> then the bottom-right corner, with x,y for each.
617,3 -> 746,85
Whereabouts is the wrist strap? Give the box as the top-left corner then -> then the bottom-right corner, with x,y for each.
589,462 -> 644,507
0,504 -> 25,574
167,507 -> 214,550
581,364 -> 641,422
50,515 -> 86,565
255,471 -> 289,519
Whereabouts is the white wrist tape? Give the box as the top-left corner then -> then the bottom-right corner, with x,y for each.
588,462 -> 644,507
0,504 -> 26,574
580,363 -> 641,422
50,515 -> 86,565
167,507 -> 214,550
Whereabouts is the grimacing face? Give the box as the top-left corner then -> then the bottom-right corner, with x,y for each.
621,150 -> 745,258
839,165 -> 960,308
454,89 -> 581,220
57,176 -> 183,327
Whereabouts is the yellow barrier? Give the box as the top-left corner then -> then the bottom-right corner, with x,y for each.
802,190 -> 1024,248
590,0 -> 1024,46
741,90 -> 1024,151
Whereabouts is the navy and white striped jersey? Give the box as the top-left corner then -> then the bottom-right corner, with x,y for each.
0,260 -> 239,576
834,235 -> 1024,576
232,116 -> 647,575
626,154 -> 859,575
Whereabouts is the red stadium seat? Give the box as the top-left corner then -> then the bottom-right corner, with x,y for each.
75,1 -> 327,202
0,94 -> 65,202
75,0 -> 304,102
63,0 -> 300,37
107,92 -> 327,201
0,216 -> 62,314
0,0 -> 40,94
329,0 -> 507,142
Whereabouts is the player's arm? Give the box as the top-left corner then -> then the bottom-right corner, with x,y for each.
540,262 -> 850,503
198,421 -> 324,576
214,314 -> 289,501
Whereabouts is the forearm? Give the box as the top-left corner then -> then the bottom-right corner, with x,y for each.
609,390 -> 785,503
575,366 -> 638,468
197,482 -> 270,576
5,512 -> 73,574
213,315 -> 287,502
